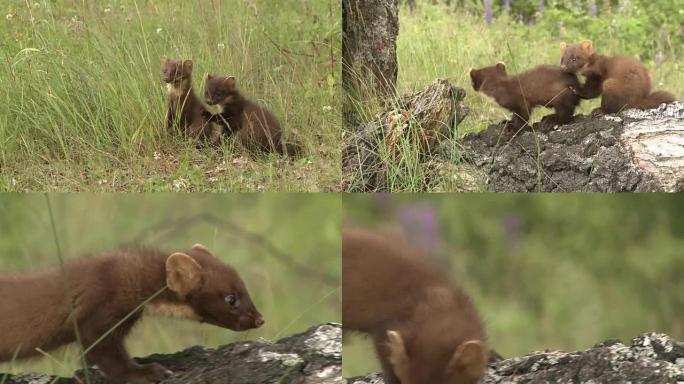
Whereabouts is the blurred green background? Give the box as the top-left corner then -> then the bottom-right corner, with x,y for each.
343,194 -> 684,377
0,193 -> 340,376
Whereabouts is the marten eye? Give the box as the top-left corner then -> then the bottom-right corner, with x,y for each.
225,294 -> 239,307
572,57 -> 577,62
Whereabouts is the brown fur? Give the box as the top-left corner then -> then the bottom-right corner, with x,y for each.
161,58 -> 221,146
470,63 -> 581,130
204,74 -> 300,156
342,229 -> 487,384
0,244 -> 262,384
560,40 -> 677,113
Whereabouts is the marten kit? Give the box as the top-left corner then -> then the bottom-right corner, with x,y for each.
204,74 -> 298,156
160,57 -> 297,156
161,58 -> 221,146
559,40 -> 677,114
0,244 -> 263,384
470,63 -> 581,130
342,228 -> 488,384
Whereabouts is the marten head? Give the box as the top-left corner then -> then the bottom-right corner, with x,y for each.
164,244 -> 264,331
559,40 -> 594,73
204,74 -> 241,106
382,294 -> 488,384
469,62 -> 507,91
160,58 -> 193,85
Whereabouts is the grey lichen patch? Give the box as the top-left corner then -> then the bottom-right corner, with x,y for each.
306,365 -> 344,384
2,374 -> 56,384
304,323 -> 342,359
255,351 -> 303,367
346,372 -> 384,384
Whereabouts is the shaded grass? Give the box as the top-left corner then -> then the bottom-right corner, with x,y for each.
0,193 -> 341,376
0,0 -> 340,191
345,3 -> 684,192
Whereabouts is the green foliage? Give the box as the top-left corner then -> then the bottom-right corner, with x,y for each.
0,0 -> 341,191
0,194 -> 341,376
342,194 -> 684,377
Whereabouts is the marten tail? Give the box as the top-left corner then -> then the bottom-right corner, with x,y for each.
634,90 -> 677,109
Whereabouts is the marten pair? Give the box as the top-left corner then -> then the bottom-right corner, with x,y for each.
161,58 -> 298,156
470,40 -> 677,131
0,244 -> 263,384
343,229 -> 488,384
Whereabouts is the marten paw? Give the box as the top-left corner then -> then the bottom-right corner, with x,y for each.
126,363 -> 174,383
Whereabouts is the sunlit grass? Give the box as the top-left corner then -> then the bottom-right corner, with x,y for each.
0,0 -> 341,191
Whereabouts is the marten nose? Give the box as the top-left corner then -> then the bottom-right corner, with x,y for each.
254,316 -> 264,327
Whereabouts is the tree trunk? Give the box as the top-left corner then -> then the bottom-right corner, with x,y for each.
342,0 -> 399,129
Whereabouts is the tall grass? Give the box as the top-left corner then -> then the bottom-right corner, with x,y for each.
346,3 -> 684,192
0,193 -> 341,376
0,0 -> 340,191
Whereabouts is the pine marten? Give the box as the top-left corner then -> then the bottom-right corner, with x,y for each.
559,40 -> 677,114
470,62 -> 581,130
203,75 -> 299,156
161,58 -> 221,146
342,229 -> 487,384
0,244 -> 263,384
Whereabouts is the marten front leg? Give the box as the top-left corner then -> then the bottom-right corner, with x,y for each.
505,107 -> 530,131
82,325 -> 172,384
571,74 -> 602,100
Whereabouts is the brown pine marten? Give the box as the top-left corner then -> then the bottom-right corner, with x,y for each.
0,244 -> 263,384
204,74 -> 299,156
470,62 -> 581,130
342,228 -> 487,384
559,40 -> 677,114
161,58 -> 221,146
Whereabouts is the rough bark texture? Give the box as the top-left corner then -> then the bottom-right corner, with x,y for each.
341,79 -> 469,191
1,323 -> 342,384
463,101 -> 684,192
342,0 -> 399,128
346,332 -> 684,384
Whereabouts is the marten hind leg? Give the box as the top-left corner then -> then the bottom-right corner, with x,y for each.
600,79 -> 634,114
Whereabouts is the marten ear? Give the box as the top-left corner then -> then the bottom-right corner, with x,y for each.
495,62 -> 506,72
447,340 -> 487,379
191,243 -> 213,255
581,40 -> 593,54
182,60 -> 193,72
207,74 -> 213,80
166,252 -> 203,297
386,330 -> 411,382
224,76 -> 237,88
560,42 -> 567,53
